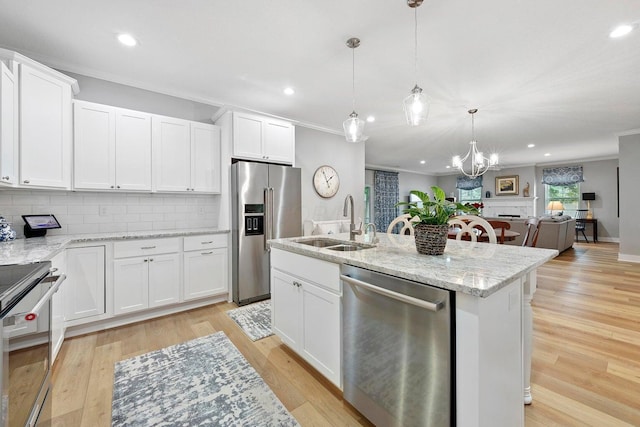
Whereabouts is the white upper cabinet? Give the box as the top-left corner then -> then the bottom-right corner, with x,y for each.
114,108 -> 152,191
19,63 -> 73,189
191,122 -> 221,193
0,62 -> 17,186
232,111 -> 294,164
152,116 -> 191,192
73,100 -> 152,191
153,116 -> 221,193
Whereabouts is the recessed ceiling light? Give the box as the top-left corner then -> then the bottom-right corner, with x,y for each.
544,153 -> 551,157
527,144 -> 535,148
610,24 -> 634,38
283,87 -> 295,96
420,160 -> 426,164
445,165 -> 451,169
117,34 -> 137,47
366,116 -> 375,123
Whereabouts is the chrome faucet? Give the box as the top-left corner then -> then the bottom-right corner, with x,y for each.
343,194 -> 362,241
364,223 -> 379,244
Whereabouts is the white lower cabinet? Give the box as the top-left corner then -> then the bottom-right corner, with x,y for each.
183,234 -> 228,300
113,238 -> 180,315
270,249 -> 341,388
65,246 -> 105,322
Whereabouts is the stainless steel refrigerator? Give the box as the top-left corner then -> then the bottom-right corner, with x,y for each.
231,161 -> 302,305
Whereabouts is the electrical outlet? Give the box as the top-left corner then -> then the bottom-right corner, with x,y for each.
100,206 -> 108,216
197,206 -> 206,215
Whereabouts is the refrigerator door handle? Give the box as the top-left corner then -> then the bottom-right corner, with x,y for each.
264,187 -> 270,251
267,187 -> 275,251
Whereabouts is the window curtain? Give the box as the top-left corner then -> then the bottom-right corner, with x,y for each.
374,170 -> 399,233
542,166 -> 584,186
456,175 -> 483,190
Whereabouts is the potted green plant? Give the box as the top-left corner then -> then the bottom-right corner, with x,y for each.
396,186 -> 479,255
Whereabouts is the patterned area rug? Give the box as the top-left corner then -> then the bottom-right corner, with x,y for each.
112,331 -> 298,427
226,300 -> 273,341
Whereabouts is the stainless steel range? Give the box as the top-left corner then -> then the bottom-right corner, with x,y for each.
0,262 -> 66,426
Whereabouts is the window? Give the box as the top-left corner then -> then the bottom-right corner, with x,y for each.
459,187 -> 482,204
545,184 -> 580,215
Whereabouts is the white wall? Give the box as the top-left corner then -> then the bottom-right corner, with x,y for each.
619,134 -> 640,260
296,128 -> 365,227
0,189 -> 219,238
63,71 -> 219,123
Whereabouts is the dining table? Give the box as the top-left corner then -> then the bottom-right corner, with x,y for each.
447,228 -> 521,243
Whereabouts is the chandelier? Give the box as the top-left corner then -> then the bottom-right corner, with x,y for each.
452,109 -> 499,178
403,0 -> 429,126
343,37 -> 365,143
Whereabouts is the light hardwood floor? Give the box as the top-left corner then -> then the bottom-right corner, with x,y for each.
47,241 -> 640,426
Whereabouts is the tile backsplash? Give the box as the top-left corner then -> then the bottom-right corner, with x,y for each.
0,189 -> 221,238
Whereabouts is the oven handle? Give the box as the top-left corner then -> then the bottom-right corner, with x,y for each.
24,274 -> 67,321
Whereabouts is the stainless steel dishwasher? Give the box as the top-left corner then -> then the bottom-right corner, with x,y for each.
341,264 -> 454,427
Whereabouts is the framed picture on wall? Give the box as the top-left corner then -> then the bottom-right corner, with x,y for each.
495,175 -> 519,196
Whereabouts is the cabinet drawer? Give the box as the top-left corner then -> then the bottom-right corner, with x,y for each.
184,234 -> 227,251
114,237 -> 180,258
271,248 -> 340,294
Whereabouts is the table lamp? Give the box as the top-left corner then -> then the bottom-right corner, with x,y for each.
547,201 -> 564,216
582,192 -> 595,219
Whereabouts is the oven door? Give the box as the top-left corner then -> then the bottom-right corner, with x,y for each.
1,272 -> 65,427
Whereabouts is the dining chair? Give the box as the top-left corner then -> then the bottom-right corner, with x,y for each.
387,214 -> 418,235
448,215 -> 497,244
487,220 -> 511,244
574,209 -> 589,242
521,217 -> 541,247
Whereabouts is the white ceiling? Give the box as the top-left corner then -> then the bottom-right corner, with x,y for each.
1,0 -> 639,175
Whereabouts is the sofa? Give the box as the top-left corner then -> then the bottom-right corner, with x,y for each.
485,215 -> 576,252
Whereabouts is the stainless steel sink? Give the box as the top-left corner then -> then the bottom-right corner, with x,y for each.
295,237 -> 375,251
296,238 -> 345,248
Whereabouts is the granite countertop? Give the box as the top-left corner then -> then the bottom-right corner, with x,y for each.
0,228 -> 229,265
269,232 -> 558,298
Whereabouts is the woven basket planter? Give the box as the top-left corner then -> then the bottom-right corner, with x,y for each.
414,223 -> 449,255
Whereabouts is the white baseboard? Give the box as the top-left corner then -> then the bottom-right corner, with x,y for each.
597,237 -> 619,243
65,294 -> 229,338
618,253 -> 640,263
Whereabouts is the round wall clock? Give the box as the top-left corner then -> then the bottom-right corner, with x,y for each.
313,165 -> 340,198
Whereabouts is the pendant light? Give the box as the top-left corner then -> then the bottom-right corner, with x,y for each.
452,109 -> 499,178
343,37 -> 365,143
403,0 -> 429,126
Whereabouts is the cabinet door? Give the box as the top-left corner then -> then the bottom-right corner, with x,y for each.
271,269 -> 301,349
191,122 -> 221,193
152,116 -> 191,192
183,248 -> 227,300
0,62 -> 17,185
115,109 -> 152,191
300,281 -> 342,387
19,64 -> 71,188
66,246 -> 105,321
113,257 -> 149,315
73,101 -> 115,190
148,253 -> 180,308
264,119 -> 294,164
232,112 -> 263,160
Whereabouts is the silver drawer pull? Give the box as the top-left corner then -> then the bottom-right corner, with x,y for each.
340,274 -> 443,312
201,251 -> 213,255
201,241 -> 213,244
141,246 -> 156,249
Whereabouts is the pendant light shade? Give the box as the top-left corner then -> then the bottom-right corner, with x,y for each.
343,37 -> 365,143
403,84 -> 429,126
404,0 -> 429,126
343,111 -> 365,143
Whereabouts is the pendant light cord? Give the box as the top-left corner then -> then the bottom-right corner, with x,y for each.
352,45 -> 356,111
414,6 -> 418,84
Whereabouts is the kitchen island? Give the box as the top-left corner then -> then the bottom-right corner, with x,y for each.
269,232 -> 558,427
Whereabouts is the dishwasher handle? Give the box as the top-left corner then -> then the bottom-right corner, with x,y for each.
341,274 -> 443,312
